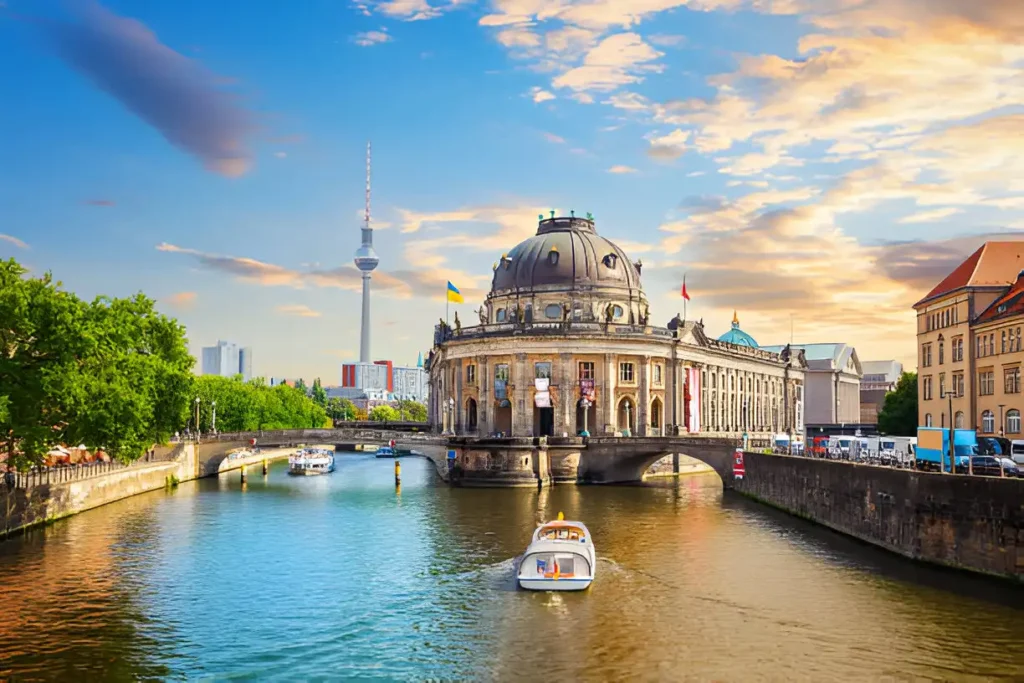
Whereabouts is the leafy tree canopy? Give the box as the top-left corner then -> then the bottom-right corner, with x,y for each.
192,375 -> 330,433
395,400 -> 427,422
311,378 -> 328,408
325,397 -> 356,423
369,405 -> 400,422
0,258 -> 193,466
878,372 -> 918,437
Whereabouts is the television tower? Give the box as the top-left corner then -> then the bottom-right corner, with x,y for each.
353,141 -> 379,363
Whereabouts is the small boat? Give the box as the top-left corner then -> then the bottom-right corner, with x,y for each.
516,512 -> 596,591
288,448 -> 335,476
375,445 -> 396,458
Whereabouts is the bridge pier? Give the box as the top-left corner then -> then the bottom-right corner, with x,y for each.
447,437 -> 551,488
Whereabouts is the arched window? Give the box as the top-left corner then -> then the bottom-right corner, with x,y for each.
925,413 -> 933,427
612,305 -> 624,319
1007,409 -> 1021,434
544,304 -> 562,319
602,253 -> 618,269
981,410 -> 995,434
547,248 -> 559,266
954,411 -> 964,429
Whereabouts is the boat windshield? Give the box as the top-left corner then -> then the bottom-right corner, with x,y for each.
537,524 -> 586,541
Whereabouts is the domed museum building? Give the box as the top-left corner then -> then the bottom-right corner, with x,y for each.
427,214 -> 807,443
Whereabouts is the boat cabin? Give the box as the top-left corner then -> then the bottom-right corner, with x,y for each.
534,522 -> 589,543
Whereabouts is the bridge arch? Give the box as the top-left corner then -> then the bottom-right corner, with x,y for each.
578,437 -> 738,488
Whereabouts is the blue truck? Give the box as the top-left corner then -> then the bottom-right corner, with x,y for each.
916,427 -> 977,472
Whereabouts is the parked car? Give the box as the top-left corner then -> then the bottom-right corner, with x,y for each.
967,456 -> 1004,477
996,457 -> 1022,478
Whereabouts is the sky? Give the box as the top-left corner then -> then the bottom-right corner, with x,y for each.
1,0 -> 1022,384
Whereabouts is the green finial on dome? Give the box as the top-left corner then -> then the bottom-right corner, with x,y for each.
586,211 -> 594,221
550,210 -> 555,219
538,214 -> 544,221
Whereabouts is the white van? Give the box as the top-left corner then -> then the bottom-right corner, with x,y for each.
1011,440 -> 1024,466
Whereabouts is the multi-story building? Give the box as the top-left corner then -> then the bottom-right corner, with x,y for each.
859,360 -> 903,424
393,365 -> 429,403
341,358 -> 429,404
427,214 -> 807,439
914,241 -> 1024,432
201,340 -> 252,381
762,344 -> 861,425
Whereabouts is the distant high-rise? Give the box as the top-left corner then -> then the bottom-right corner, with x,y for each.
353,141 -> 379,363
201,340 -> 252,381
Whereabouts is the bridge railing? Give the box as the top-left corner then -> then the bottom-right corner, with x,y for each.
2,443 -> 184,491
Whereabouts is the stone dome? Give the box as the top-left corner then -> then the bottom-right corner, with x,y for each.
490,215 -> 643,295
718,311 -> 758,347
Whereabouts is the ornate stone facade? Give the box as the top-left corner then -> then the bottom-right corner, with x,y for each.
427,215 -> 806,442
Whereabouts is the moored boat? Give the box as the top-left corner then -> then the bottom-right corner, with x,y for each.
374,446 -> 396,458
288,448 -> 335,476
516,512 -> 596,591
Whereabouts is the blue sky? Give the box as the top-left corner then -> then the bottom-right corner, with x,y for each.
2,0 -> 1022,382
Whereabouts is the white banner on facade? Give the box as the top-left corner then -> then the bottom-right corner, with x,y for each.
534,377 -> 551,408
534,393 -> 551,408
688,367 -> 701,433
534,378 -> 549,391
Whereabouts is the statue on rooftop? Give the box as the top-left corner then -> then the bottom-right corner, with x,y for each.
477,305 -> 487,325
454,311 -> 462,335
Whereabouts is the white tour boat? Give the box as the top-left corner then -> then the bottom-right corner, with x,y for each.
288,448 -> 335,476
516,512 -> 596,591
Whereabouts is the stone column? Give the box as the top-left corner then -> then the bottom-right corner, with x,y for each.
603,353 -> 616,434
478,357 -> 490,435
638,355 -> 651,436
513,352 -> 529,436
455,359 -> 464,434
558,352 -> 574,436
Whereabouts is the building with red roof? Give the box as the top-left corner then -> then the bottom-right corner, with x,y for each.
913,241 -> 1024,436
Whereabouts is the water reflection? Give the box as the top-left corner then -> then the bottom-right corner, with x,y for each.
0,457 -> 1021,681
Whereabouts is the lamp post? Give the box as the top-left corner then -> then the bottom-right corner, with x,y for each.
579,397 -> 592,437
941,389 -> 956,474
623,402 -> 632,437
194,397 -> 201,442
447,397 -> 456,435
211,400 -> 217,435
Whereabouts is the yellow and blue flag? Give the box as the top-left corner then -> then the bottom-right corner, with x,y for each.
446,281 -> 464,303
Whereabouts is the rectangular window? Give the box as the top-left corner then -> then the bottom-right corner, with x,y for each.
653,364 -> 663,385
1002,330 -> 1007,353
534,362 -> 552,379
619,362 -> 635,383
466,364 -> 476,385
923,376 -> 932,400
1005,368 -> 1021,394
953,372 -> 964,397
495,364 -> 510,381
922,344 -> 931,367
578,362 -> 595,380
938,342 -> 944,365
979,371 -> 995,396
1017,327 -> 1021,352
939,373 -> 945,397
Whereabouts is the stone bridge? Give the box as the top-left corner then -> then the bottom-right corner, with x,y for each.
205,429 -> 739,488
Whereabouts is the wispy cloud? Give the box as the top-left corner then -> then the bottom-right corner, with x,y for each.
898,207 -> 964,224
530,86 -> 555,103
43,0 -> 255,176
542,132 -> 565,144
352,28 -> 392,46
607,165 -> 638,174
0,234 -> 29,249
83,199 -> 116,207
163,291 -> 196,310
276,304 -> 323,318
362,0 -> 466,21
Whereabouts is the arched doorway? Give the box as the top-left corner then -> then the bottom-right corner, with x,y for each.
533,402 -> 555,437
650,397 -> 663,436
617,397 -> 636,435
494,400 -> 512,436
466,398 -> 478,432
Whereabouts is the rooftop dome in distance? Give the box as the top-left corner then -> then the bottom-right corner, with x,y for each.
489,213 -> 643,295
718,311 -> 758,347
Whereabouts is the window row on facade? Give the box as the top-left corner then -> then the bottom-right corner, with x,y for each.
925,305 -> 959,332
920,337 -> 964,368
461,359 -> 665,387
923,409 -> 1022,434
977,326 -> 1023,358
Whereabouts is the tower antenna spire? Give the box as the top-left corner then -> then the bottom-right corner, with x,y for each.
364,141 -> 371,231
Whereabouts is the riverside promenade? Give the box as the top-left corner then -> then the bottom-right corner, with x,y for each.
0,440 -> 303,539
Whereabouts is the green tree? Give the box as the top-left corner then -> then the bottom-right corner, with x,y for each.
325,397 -> 356,423
395,400 -> 427,422
311,378 -> 328,407
878,372 -> 918,436
294,378 -> 308,395
369,405 -> 400,422
193,375 -> 330,431
0,259 -> 193,466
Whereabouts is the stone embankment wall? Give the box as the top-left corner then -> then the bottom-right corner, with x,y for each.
735,452 -> 1024,582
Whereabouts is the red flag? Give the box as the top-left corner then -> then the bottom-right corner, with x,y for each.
681,276 -> 691,301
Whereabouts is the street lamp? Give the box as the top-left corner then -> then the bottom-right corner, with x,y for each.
579,397 -> 592,437
211,400 -> 217,435
623,402 -> 632,437
194,397 -> 201,441
447,397 -> 455,434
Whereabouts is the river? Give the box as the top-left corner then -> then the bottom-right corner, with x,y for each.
1,454 -> 1022,681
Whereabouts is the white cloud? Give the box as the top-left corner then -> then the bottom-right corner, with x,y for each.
607,164 -> 638,174
352,28 -> 392,46
898,207 -> 964,224
552,33 -> 663,93
530,86 -> 555,103
276,304 -> 323,318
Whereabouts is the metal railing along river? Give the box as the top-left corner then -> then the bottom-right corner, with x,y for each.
2,444 -> 184,491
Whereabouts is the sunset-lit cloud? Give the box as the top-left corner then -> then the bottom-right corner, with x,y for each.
607,165 -> 638,174
163,291 -> 197,310
43,1 -> 255,176
276,304 -> 323,318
